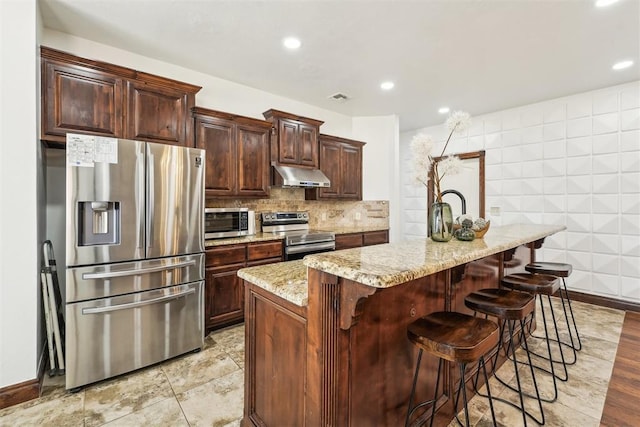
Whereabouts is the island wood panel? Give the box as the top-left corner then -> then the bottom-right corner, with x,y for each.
304,259 -> 506,427
343,272 -> 449,426
242,245 -> 533,427
244,283 -> 307,427
600,311 -> 640,427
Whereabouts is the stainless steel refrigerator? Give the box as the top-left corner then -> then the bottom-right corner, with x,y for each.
65,134 -> 205,391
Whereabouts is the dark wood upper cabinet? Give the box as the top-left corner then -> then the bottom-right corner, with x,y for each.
42,54 -> 126,143
263,109 -> 323,168
306,134 -> 365,200
193,107 -> 270,198
41,47 -> 200,147
236,123 -> 271,196
126,76 -> 197,146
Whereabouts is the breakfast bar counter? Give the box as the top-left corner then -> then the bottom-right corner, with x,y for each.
239,224 -> 565,427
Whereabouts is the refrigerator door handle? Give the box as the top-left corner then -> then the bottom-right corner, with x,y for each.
81,288 -> 196,314
82,260 -> 197,280
147,151 -> 155,250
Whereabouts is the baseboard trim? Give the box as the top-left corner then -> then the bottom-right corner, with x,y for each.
0,378 -> 40,410
566,290 -> 640,313
0,346 -> 49,410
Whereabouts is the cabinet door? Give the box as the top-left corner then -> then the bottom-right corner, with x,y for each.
278,119 -> 299,165
340,143 -> 363,200
298,122 -> 319,167
127,81 -> 189,146
195,116 -> 236,196
42,59 -> 124,144
317,140 -> 342,199
205,263 -> 245,329
237,123 -> 270,197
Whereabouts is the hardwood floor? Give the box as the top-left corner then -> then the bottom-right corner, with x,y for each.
600,311 -> 640,427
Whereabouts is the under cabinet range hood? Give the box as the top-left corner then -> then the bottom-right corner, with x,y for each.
272,164 -> 331,188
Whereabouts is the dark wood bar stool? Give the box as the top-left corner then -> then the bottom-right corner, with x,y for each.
501,272 -> 568,402
405,311 -> 499,427
525,262 -> 582,353
465,288 -> 545,426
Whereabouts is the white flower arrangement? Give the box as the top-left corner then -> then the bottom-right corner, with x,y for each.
411,110 -> 472,202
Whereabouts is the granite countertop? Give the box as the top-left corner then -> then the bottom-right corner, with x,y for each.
205,227 -> 389,247
238,223 -> 564,307
303,224 -> 565,288
205,233 -> 284,247
237,260 -> 308,307
328,226 -> 389,234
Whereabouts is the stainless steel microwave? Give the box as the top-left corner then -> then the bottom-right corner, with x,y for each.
205,208 -> 255,239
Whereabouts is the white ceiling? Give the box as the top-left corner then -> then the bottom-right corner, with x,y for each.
39,0 -> 640,132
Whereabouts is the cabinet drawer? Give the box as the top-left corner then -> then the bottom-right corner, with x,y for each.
206,244 -> 246,267
247,241 -> 283,261
363,230 -> 389,246
335,233 -> 363,250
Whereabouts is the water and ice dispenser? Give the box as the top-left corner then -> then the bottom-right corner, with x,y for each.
77,201 -> 120,246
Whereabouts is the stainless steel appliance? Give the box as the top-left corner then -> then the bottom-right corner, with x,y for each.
261,211 -> 335,260
205,207 -> 255,239
65,134 -> 205,391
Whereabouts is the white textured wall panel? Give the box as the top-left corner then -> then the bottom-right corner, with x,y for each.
399,81 -> 640,302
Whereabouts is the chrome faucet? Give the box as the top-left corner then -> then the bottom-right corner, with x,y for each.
441,189 -> 466,214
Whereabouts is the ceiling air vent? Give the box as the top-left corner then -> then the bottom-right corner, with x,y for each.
328,92 -> 350,102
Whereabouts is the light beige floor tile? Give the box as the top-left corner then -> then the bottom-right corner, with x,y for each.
210,324 -> 245,355
101,397 -> 188,426
162,344 -> 240,394
0,301 -> 628,427
0,388 -> 84,427
177,369 -> 244,427
209,324 -> 245,369
83,367 -> 174,427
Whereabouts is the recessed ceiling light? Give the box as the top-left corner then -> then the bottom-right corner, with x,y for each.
438,107 -> 450,114
283,37 -> 301,49
380,81 -> 394,90
612,60 -> 634,70
595,0 -> 619,7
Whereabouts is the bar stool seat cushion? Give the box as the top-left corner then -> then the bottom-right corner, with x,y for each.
525,262 -> 572,278
465,288 -> 535,321
502,272 -> 560,295
407,311 -> 499,364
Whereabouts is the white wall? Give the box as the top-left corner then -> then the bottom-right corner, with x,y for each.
0,0 -> 41,388
401,81 -> 640,302
42,29 -> 355,138
352,115 -> 401,241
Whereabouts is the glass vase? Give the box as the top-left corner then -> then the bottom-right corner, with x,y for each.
430,202 -> 453,242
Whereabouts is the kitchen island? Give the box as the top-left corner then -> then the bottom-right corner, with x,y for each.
238,224 -> 565,427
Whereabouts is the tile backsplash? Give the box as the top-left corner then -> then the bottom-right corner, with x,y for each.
206,188 -> 389,230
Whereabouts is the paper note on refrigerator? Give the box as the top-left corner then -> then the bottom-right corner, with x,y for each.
67,134 -> 118,166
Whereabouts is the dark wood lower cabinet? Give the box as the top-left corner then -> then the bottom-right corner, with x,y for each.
205,263 -> 245,329
335,230 -> 389,250
242,245 -> 536,427
205,240 -> 283,331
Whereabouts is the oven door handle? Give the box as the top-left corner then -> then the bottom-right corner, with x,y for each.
81,288 -> 196,314
286,241 -> 336,255
82,260 -> 196,280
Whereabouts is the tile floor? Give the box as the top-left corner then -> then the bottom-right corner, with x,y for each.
0,299 -> 625,427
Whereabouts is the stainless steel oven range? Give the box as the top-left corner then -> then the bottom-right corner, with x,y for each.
261,211 -> 335,261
